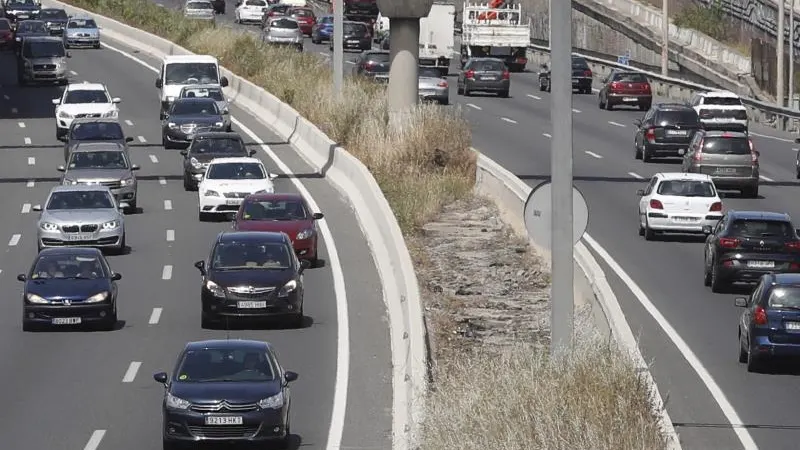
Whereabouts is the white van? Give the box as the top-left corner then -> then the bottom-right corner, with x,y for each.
155,54 -> 229,119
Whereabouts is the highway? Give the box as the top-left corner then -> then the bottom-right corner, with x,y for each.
0,32 -> 391,450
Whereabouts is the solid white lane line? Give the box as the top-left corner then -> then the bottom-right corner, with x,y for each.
122,361 -> 142,383
572,108 -> 581,113
83,430 -> 106,450
164,199 -> 172,210
608,121 -> 626,128
27,157 -> 35,165
320,51 -> 330,57
8,234 -> 20,246
101,42 -> 351,450
527,94 -> 541,100
24,137 -> 31,145
628,172 -> 644,179
21,203 -> 31,214
793,148 -> 799,152
162,265 -> 172,280
749,131 -> 793,143
26,180 -> 34,187
500,117 -> 517,124
582,234 -> 758,450
148,307 -> 163,325
158,177 -> 166,185
11,107 -> 17,114
345,60 -> 355,64
584,151 -> 603,159
542,133 -> 552,138
166,229 -> 175,241
466,103 -> 481,110
125,119 -> 134,126
17,122 -> 25,128
138,135 -> 147,143
760,175 -> 774,182
149,154 -> 159,164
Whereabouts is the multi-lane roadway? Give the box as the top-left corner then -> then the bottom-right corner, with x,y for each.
0,30 -> 392,450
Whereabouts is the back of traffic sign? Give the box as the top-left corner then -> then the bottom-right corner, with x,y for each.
523,181 -> 589,253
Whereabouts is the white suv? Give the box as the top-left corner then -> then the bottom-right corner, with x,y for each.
198,157 -> 277,221
53,82 -> 120,140
689,90 -> 748,132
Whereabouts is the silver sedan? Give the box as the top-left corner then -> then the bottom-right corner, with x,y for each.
34,185 -> 126,254
418,66 -> 450,105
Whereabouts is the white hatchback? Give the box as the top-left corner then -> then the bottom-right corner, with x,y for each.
638,172 -> 723,240
234,0 -> 267,23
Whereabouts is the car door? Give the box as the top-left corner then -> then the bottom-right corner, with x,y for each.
742,280 -> 764,341
639,176 -> 658,221
682,132 -> 702,172
705,214 -> 726,263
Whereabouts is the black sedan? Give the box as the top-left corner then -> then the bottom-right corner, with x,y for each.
18,247 -> 121,331
180,131 -> 256,191
195,231 -> 309,328
538,55 -> 594,94
162,97 -> 226,150
4,0 -> 41,25
154,339 -> 297,449
329,21 -> 371,52
38,8 -> 68,35
13,19 -> 48,53
63,118 -> 134,160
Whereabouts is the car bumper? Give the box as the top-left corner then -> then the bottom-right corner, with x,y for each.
298,23 -> 313,34
163,407 -> 288,443
202,290 -> 302,319
419,90 -> 449,104
717,260 -> 800,282
21,68 -> 67,82
315,30 -> 332,40
293,238 -> 317,260
38,228 -> 124,249
708,176 -> 759,190
466,79 -> 510,92
643,141 -> 693,156
608,93 -> 652,104
645,213 -> 722,232
24,303 -> 114,326
239,11 -> 264,21
751,336 -> 800,358
700,119 -> 748,132
572,76 -> 592,89
164,126 -> 224,145
58,115 -> 114,130
199,195 -> 245,214
64,36 -> 100,46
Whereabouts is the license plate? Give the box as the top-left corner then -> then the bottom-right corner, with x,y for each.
714,167 -> 738,174
747,260 -> 775,268
666,130 -> 688,136
225,199 -> 241,205
205,416 -> 243,425
572,78 -> 578,83
347,40 -> 359,43
786,321 -> 800,331
66,234 -> 92,241
672,216 -> 696,222
623,97 -> 637,102
52,317 -> 81,325
18,15 -> 28,18
237,300 -> 267,309
482,76 -> 497,80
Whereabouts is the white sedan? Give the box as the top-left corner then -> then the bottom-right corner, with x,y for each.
234,0 -> 267,24
638,172 -> 723,240
53,82 -> 121,140
198,157 -> 277,221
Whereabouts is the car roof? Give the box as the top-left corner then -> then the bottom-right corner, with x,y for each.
193,132 -> 242,140
728,210 -> 791,221
653,103 -> 694,111
163,54 -> 218,64
65,81 -> 106,91
655,172 -> 712,182
217,231 -> 288,244
244,192 -> 304,202
174,97 -> 217,104
208,156 -> 262,164
73,142 -> 126,152
38,246 -> 102,257
184,339 -> 271,352
770,273 -> 800,285
700,90 -> 739,98
50,184 -> 113,193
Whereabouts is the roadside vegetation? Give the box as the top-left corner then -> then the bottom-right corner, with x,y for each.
61,0 -> 671,447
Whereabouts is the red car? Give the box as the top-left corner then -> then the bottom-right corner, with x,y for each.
288,7 -> 316,36
233,193 -> 324,265
0,19 -> 12,49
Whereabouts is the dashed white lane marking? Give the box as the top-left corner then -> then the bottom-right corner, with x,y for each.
585,150 -> 603,159
148,307 -> 163,325
527,94 -> 541,100
122,361 -> 142,383
17,122 -> 25,128
164,199 -> 172,210
2,94 -> 8,100
21,203 -> 31,214
628,172 -> 644,179
345,60 -> 355,64
572,108 -> 581,113
760,175 -> 774,182
149,154 -> 159,164
125,119 -> 134,126
8,234 -> 20,246
793,148 -> 799,152
83,430 -> 106,450
24,137 -> 31,145
608,121 -> 626,128
137,135 -> 147,143
27,157 -> 35,165
26,180 -> 34,187
158,177 -> 166,185
162,265 -> 172,280
542,133 -> 552,138
466,103 -> 481,110
500,117 -> 517,124
69,70 -> 78,76
320,51 -> 330,57
11,107 -> 17,114
166,229 -> 175,241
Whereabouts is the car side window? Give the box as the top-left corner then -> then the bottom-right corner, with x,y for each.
643,177 -> 658,196
714,216 -> 726,234
750,281 -> 764,306
688,132 -> 702,151
643,108 -> 655,123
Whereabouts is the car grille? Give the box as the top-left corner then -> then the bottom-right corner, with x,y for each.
190,401 -> 259,412
60,224 -> 98,232
228,286 -> 276,295
227,286 -> 277,302
61,225 -> 79,233
33,64 -> 56,71
223,192 -> 250,199
187,425 -> 259,438
76,33 -> 92,37
75,113 -> 102,119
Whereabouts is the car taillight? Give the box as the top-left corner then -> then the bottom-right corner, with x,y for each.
699,109 -> 712,118
610,81 -> 622,91
709,201 -> 722,212
754,305 -> 768,325
719,237 -> 741,248
786,241 -> 800,251
649,199 -> 663,209
645,128 -> 655,142
465,69 -> 475,79
437,80 -> 448,88
583,69 -> 592,77
748,140 -> 758,163
501,70 -> 510,80
642,83 -> 651,92
364,60 -> 375,68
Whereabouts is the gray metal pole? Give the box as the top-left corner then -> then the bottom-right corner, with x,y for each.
778,0 -> 786,107
661,0 -> 668,76
333,0 -> 344,97
790,0 -> 796,108
549,0 -> 574,355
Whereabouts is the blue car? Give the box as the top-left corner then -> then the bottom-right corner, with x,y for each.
737,272 -> 800,372
17,247 -> 121,331
310,14 -> 332,44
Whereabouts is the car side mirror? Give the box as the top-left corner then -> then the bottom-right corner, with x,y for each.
220,76 -> 229,87
755,150 -> 761,157
795,137 -> 800,143
180,150 -> 188,156
636,189 -> 645,196
66,52 -> 71,58
32,205 -> 42,211
112,97 -> 121,104
248,149 -> 256,156
299,260 -> 311,272
155,78 -> 163,88
131,164 -> 140,171
153,372 -> 168,385
17,274 -> 26,282
312,212 -> 324,220
702,225 -> 713,235
734,297 -> 748,307
194,260 -> 206,274
57,165 -> 66,172
284,371 -> 298,383
268,173 -> 279,180
112,272 -> 122,281
51,98 -> 60,105
678,149 -> 686,156
125,137 -> 134,142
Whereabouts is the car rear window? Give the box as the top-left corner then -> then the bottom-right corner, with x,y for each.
703,96 -> 742,106
767,287 -> 800,309
656,180 -> 715,197
613,72 -> 648,82
472,60 -> 505,71
656,110 -> 699,125
730,219 -> 794,238
366,53 -> 390,63
271,18 -> 298,28
702,137 -> 750,154
571,56 -> 589,68
292,8 -> 312,17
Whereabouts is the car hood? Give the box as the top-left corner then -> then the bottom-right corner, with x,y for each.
169,114 -> 223,124
170,380 -> 281,403
64,168 -> 132,182
201,178 -> 274,193
25,278 -> 111,301
41,209 -> 120,223
27,56 -> 62,64
209,267 -> 294,288
65,27 -> 99,35
234,219 -> 312,237
59,103 -> 117,114
67,139 -> 126,152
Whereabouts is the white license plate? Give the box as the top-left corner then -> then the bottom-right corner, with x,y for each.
52,317 -> 81,325
225,199 -> 241,205
715,168 -> 738,174
666,130 -> 688,136
623,97 -> 637,102
66,234 -> 92,241
237,301 -> 267,309
205,416 -> 243,425
18,15 -> 29,18
347,40 -> 359,43
786,321 -> 800,331
483,76 -> 497,80
672,216 -> 697,222
747,261 -> 775,268
572,78 -> 578,83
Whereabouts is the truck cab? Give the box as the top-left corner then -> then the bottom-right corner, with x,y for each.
155,54 -> 229,120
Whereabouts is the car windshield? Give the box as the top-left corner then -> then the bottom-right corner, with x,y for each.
187,1 -> 213,9
181,87 -> 224,101
70,122 -> 124,140
68,151 -> 128,169
46,190 -> 115,210
613,72 -> 648,82
366,53 -> 390,63
171,100 -> 218,115
702,137 -> 750,155
730,219 -> 794,238
471,60 -> 505,71
241,199 -> 308,221
23,40 -> 65,57
212,241 -> 292,270
191,138 -> 245,154
0,21 -> 9,31
271,18 -> 298,28
40,9 -> 68,19
165,62 -> 219,85
343,23 -> 366,34
175,348 -> 276,382
206,162 -> 265,180
418,67 -> 441,78
656,110 -> 699,126
67,19 -> 97,29
65,89 -> 110,104
292,9 -> 312,17
320,16 -> 332,24
767,287 -> 800,309
704,96 -> 742,106
656,180 -> 715,197
18,21 -> 47,33
8,0 -> 37,7
30,254 -> 106,280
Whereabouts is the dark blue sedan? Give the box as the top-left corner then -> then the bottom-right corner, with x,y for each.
310,14 -> 332,44
737,272 -> 800,372
17,247 -> 121,331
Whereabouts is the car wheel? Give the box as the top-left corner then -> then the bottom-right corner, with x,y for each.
634,141 -> 642,160
742,184 -> 759,199
638,102 -> 650,111
598,95 -> 605,109
642,144 -> 652,163
643,218 -> 656,241
605,99 -> 614,111
746,342 -> 762,373
93,43 -> 101,49
498,89 -> 509,98
56,126 -> 65,140
114,234 -> 126,255
738,331 -> 748,363
796,167 -> 800,179
127,199 -> 137,213
703,257 -> 712,286
100,311 -> 117,331
463,84 -> 471,96
539,79 -> 546,91
456,85 -> 463,95
183,174 -> 191,191
638,215 -> 645,236
64,43 -> 70,49
710,262 -> 726,293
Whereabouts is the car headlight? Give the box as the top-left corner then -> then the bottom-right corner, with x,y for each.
295,228 -> 314,240
58,110 -> 72,119
166,392 -> 190,410
167,122 -> 177,128
62,178 -> 78,185
103,110 -> 118,118
26,293 -> 49,304
40,222 -> 58,231
166,96 -> 176,103
278,279 -> 297,298
203,189 -> 220,197
85,291 -> 109,303
120,177 -> 134,186
15,37 -> 20,42
190,157 -> 203,169
214,121 -> 224,128
257,392 -> 284,410
102,220 -> 120,230
205,279 -> 226,297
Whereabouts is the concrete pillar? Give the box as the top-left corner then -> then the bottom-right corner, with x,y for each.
376,0 -> 434,129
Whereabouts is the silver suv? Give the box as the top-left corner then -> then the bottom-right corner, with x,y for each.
17,36 -> 70,85
57,142 -> 140,212
680,129 -> 760,198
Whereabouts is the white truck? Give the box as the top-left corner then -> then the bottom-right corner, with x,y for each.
419,2 -> 456,77
460,1 -> 530,72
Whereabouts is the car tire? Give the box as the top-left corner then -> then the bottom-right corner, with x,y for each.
456,85 -> 463,95
643,219 -> 656,241
642,144 -> 652,163
127,199 -> 137,213
598,95 -> 605,109
738,331 -> 748,363
743,184 -> 759,199
638,216 -> 645,236
710,263 -> 726,293
796,167 -> 800,179
56,126 -> 66,140
539,80 -> 546,91
634,141 -> 642,160
498,89 -> 509,98
639,102 -> 650,111
93,42 -> 101,49
113,234 -> 126,255
746,343 -> 762,373
463,85 -> 471,96
100,311 -> 117,331
201,313 -> 215,329
703,258 -> 712,286
22,320 -> 36,332
605,99 -> 614,111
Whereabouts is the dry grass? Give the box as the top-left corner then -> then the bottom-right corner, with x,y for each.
62,0 -> 475,233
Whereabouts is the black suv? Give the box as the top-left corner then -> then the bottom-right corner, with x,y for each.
538,55 -> 593,94
62,118 -> 133,160
704,211 -> 800,292
634,103 -> 701,162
